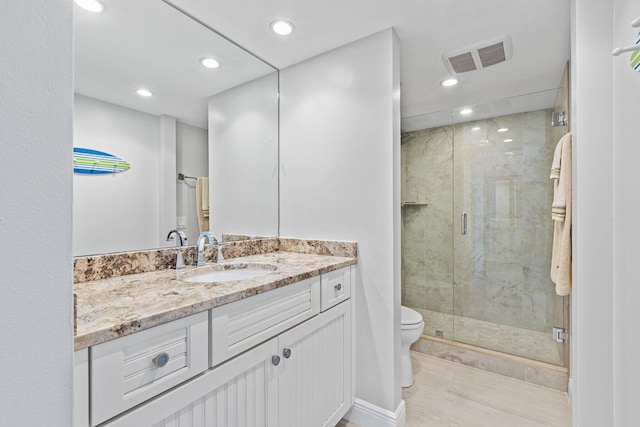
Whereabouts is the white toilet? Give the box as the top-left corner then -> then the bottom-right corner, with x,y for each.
401,305 -> 425,387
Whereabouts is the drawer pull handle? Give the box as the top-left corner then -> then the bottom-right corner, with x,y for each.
283,348 -> 292,359
335,283 -> 342,291
272,355 -> 281,366
152,352 -> 170,368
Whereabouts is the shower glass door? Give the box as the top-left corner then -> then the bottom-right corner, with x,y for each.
451,89 -> 568,365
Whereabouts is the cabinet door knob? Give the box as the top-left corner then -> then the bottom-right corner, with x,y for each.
272,355 -> 281,366
283,348 -> 292,359
152,352 -> 170,368
335,283 -> 342,291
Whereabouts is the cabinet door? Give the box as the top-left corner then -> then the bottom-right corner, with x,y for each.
278,301 -> 352,427
103,338 -> 279,427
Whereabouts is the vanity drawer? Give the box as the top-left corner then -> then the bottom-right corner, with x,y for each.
320,266 -> 351,311
90,311 -> 208,426
210,277 -> 320,367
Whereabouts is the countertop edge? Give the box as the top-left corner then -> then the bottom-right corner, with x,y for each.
74,257 -> 356,351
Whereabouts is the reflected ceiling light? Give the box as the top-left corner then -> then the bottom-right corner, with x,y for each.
74,0 -> 105,13
440,78 -> 459,87
497,128 -> 508,132
460,108 -> 473,115
471,126 -> 480,131
270,20 -> 295,36
504,139 -> 513,142
136,89 -> 153,97
200,57 -> 221,69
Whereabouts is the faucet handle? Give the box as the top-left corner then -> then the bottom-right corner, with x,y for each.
172,251 -> 186,270
216,244 -> 230,263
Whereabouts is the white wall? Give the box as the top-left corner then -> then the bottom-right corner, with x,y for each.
571,0 -> 640,425
177,122 -> 208,243
279,29 -> 403,416
0,0 -> 74,424
73,95 -> 176,255
612,1 -> 640,424
208,72 -> 279,239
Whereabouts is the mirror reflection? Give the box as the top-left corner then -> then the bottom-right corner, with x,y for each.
73,0 -> 279,256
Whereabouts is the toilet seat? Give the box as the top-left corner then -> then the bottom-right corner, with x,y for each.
401,306 -> 424,327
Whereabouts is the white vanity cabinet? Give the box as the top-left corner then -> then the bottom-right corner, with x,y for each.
210,277 -> 321,367
84,265 -> 354,427
90,312 -> 209,425
102,337 -> 280,426
74,348 -> 89,427
278,300 -> 352,427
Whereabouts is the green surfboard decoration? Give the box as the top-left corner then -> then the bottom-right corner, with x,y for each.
73,148 -> 131,175
631,32 -> 640,71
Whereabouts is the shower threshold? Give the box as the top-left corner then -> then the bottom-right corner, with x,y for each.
411,335 -> 568,392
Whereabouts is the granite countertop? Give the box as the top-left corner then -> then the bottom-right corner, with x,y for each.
74,251 -> 356,350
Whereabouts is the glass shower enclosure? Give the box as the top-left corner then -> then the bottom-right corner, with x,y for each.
401,87 -> 569,366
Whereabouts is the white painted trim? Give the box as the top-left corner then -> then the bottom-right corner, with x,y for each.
568,377 -> 574,403
343,398 -> 406,427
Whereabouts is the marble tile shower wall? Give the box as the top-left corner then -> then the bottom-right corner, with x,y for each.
402,124 -> 454,321
401,109 -> 565,364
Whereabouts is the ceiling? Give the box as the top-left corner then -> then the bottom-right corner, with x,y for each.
74,0 -> 275,129
74,0 -> 571,131
172,0 -> 571,126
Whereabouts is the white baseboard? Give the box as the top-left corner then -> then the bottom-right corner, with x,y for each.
343,398 -> 406,427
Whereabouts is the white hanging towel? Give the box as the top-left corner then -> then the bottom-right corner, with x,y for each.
550,132 -> 572,296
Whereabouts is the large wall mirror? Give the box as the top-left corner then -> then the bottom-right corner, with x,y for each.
73,0 -> 279,256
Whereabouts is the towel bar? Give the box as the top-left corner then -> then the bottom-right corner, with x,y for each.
178,173 -> 197,181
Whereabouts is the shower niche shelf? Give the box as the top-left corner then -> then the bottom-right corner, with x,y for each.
401,201 -> 429,208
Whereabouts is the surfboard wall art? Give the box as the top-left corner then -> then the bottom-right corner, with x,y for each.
73,148 -> 131,175
631,31 -> 640,72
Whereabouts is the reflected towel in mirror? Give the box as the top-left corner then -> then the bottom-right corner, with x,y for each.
196,177 -> 209,232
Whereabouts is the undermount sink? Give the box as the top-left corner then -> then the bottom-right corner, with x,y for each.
178,263 -> 278,283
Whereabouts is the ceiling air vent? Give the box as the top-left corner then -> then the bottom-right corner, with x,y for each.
442,35 -> 513,74
448,52 -> 477,73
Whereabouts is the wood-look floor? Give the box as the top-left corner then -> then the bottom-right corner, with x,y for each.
337,351 -> 571,427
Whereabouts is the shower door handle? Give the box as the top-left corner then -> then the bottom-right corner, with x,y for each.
461,212 -> 467,235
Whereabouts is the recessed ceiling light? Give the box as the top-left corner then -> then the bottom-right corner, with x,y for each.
504,139 -> 513,142
200,57 -> 220,69
74,0 -> 105,13
136,89 -> 153,97
472,126 -> 480,131
441,78 -> 459,87
270,20 -> 295,36
460,108 -> 473,115
497,128 -> 508,132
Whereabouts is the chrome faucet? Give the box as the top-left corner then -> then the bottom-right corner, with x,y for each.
195,231 -> 218,266
166,229 -> 187,246
166,230 -> 187,269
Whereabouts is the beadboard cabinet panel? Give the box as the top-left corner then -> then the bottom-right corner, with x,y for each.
279,300 -> 352,427
104,338 -> 279,427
